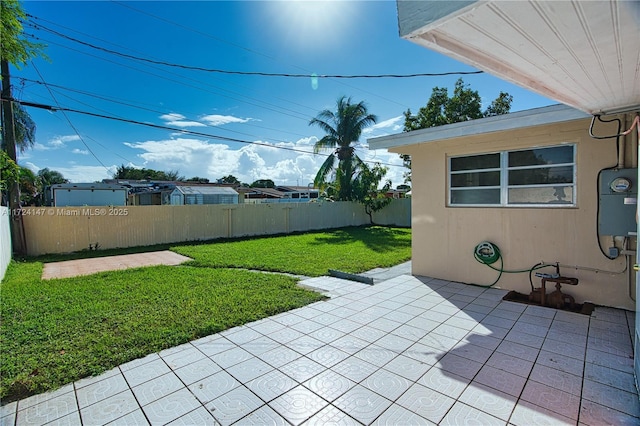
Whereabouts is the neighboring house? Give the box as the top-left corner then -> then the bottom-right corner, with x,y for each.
170,185 -> 239,205
376,0 -> 640,388
242,186 -> 320,203
45,183 -> 128,207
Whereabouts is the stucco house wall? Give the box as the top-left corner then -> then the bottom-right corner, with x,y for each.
381,112 -> 636,310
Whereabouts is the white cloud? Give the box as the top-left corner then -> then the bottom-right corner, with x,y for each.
34,134 -> 81,150
72,148 -> 89,155
362,115 -> 404,137
200,114 -> 252,126
159,113 -> 206,128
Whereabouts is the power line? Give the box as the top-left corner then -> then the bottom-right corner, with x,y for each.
5,97 -> 404,169
26,17 -> 483,80
30,63 -> 111,172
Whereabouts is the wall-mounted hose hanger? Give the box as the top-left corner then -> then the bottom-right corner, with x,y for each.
473,241 -> 554,288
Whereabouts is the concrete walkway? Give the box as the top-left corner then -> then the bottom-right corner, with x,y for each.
41,251 -> 192,280
3,267 -> 639,425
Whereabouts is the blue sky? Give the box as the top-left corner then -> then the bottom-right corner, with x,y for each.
13,0 -> 555,186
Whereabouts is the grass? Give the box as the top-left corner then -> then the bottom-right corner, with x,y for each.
0,226 -> 411,402
173,226 -> 412,276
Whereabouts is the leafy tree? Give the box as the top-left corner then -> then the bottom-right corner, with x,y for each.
37,168 -> 67,187
0,103 -> 36,153
401,78 -> 513,181
0,151 -> 19,204
352,163 -> 392,224
219,175 -> 240,185
250,179 -> 275,188
113,165 -> 184,181
1,0 -> 46,67
18,166 -> 38,206
310,96 -> 377,201
186,176 -> 210,183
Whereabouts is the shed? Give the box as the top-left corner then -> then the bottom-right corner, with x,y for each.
169,186 -> 239,205
47,183 -> 129,207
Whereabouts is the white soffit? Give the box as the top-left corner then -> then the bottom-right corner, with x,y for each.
398,0 -> 640,115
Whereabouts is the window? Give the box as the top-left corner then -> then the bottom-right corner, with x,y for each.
449,145 -> 575,206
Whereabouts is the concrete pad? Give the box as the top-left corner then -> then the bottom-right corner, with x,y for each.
42,251 -> 192,280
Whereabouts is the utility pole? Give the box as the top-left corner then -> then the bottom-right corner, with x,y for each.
1,59 -> 27,255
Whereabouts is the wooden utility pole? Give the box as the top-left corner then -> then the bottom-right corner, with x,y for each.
1,59 -> 27,255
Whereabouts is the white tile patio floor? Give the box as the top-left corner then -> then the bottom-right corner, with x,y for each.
2,273 -> 638,425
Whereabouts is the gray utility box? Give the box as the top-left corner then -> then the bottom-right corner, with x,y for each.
598,168 -> 638,236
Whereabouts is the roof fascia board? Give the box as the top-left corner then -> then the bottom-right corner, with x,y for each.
368,104 -> 589,150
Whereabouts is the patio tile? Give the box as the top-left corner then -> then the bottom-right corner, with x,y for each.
495,340 -> 539,363
268,327 -> 305,345
210,347 -> 253,369
510,400 -> 575,426
43,410 -> 82,426
15,390 -> 78,426
485,351 -> 533,379
520,380 -> 580,420
511,321 -> 550,338
450,341 -> 494,364
132,372 -> 184,406
141,388 -> 201,426
161,346 -> 206,370
247,318 -> 286,335
418,366 -> 470,399
205,386 -> 263,426
239,405 -> 287,425
105,409 -> 149,426
303,404 -> 360,426
440,401 -> 505,426
328,335 -> 369,355
303,370 -> 355,402
17,384 -> 74,411
191,336 -> 236,358
241,336 -> 279,357
226,357 -> 273,383
354,344 -> 398,367
582,379 -> 640,417
473,365 -> 527,397
461,332 -> 502,353
371,403 -> 432,425
307,345 -> 349,368
259,346 -> 302,368
119,353 -> 161,372
396,382 -> 455,424
269,386 -> 328,426
504,329 -> 545,349
523,304 -> 556,319
76,372 -> 129,409
74,368 -> 120,390
404,342 -> 445,366
584,361 -> 636,392
173,357 -> 222,386
308,326 -> 345,344
1,402 -> 17,419
290,319 -> 325,334
481,314 -> 516,330
458,382 -> 516,421
366,317 -> 402,333
187,370 -> 240,404
535,349 -> 584,377
390,323 -> 430,342
279,357 -> 325,382
362,369 -> 411,401
383,354 -> 432,381
121,358 -> 172,388
587,335 -> 633,357
332,357 -> 378,383
529,364 -> 582,396
271,312 -> 305,327
165,406 -> 217,426
579,399 -> 640,426
350,325 -> 387,343
487,308 -> 521,322
79,390 -> 139,425
333,385 -> 393,425
330,318 -> 367,334
585,347 -> 634,372
546,329 -> 587,346
287,335 -> 324,355
438,353 -> 483,380
418,333 -> 460,352
247,370 -> 297,403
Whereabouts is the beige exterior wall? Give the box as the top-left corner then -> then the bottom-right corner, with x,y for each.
395,116 -> 637,310
20,200 -> 410,257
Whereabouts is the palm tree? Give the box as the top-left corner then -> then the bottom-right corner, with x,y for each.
310,96 -> 377,201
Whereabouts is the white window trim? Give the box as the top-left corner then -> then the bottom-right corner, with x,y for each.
448,144 -> 576,207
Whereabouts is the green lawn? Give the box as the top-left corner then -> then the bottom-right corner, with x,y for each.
0,226 -> 411,402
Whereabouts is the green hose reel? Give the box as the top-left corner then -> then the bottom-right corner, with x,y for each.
473,241 -> 549,287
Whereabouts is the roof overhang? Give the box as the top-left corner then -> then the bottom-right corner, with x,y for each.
397,0 -> 640,115
369,104 -> 589,150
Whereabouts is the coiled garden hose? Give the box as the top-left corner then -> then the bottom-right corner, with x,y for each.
473,242 -> 553,287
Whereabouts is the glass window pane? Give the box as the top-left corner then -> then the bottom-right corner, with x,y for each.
451,153 -> 500,171
508,145 -> 573,167
451,171 -> 500,187
451,188 -> 500,205
508,166 -> 573,185
508,186 -> 574,204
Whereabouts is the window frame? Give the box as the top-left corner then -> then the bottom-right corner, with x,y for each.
448,144 -> 576,207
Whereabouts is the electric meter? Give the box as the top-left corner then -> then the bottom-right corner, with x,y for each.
610,177 -> 632,193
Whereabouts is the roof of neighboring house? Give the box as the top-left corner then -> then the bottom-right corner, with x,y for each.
50,183 -> 128,191
368,104 -> 590,150
171,186 -> 238,196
